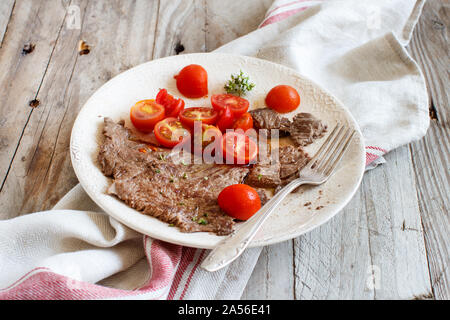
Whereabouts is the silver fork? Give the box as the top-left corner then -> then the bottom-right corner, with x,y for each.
201,124 -> 356,272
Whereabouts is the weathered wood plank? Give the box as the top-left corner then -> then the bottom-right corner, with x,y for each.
241,241 -> 294,299
206,0 -> 272,51
152,0 -> 205,58
0,0 -> 160,216
0,0 -> 275,217
151,0 -> 272,58
293,146 -> 432,299
0,0 -> 69,215
0,0 -> 15,46
292,189 -> 373,300
243,0 -> 447,300
0,0 -> 444,301
407,0 -> 449,300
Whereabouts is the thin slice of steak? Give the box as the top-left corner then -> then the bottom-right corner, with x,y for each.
245,156 -> 281,188
98,118 -> 249,235
249,108 -> 327,146
288,113 -> 327,147
275,145 -> 311,193
279,145 -> 310,179
249,108 -> 291,137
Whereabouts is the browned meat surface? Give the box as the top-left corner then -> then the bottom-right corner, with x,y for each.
246,108 -> 325,192
249,108 -> 327,146
244,145 -> 310,192
98,109 -> 325,234
249,108 -> 290,137
279,145 -> 310,180
98,118 -> 249,235
275,145 -> 311,192
255,188 -> 270,205
289,113 -> 327,147
245,156 -> 281,188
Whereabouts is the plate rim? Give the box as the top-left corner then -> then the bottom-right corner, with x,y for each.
70,52 -> 366,249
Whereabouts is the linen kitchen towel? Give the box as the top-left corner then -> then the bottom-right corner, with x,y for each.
217,0 -> 429,169
0,0 -> 428,299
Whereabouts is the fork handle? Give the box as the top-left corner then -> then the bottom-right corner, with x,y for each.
201,178 -> 314,272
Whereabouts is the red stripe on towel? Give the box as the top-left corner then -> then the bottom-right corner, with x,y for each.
366,146 -> 387,153
265,0 -> 311,17
179,249 -> 207,300
260,7 -> 309,28
167,247 -> 197,300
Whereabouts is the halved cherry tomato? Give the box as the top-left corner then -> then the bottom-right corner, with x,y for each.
221,131 -> 258,164
211,94 -> 249,116
154,117 -> 191,148
192,124 -> 223,156
202,124 -> 222,148
155,88 -> 185,118
233,112 -> 253,131
179,107 -> 218,128
216,106 -> 234,132
130,100 -> 165,133
265,85 -> 300,113
155,89 -> 168,105
218,184 -> 261,220
174,64 -> 208,98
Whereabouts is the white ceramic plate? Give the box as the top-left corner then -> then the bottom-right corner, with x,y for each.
71,53 -> 365,249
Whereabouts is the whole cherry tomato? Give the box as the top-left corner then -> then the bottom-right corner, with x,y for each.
265,85 -> 300,113
218,184 -> 261,220
174,64 -> 208,98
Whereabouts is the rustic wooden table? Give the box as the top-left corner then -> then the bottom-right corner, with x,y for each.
0,0 -> 447,300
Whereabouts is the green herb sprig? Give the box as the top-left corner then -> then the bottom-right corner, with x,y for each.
224,70 -> 255,97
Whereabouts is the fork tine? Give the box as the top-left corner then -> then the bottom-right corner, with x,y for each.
308,124 -> 346,170
315,126 -> 352,173
322,129 -> 355,176
305,124 -> 342,169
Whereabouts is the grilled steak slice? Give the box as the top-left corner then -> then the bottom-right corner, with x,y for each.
98,118 -> 249,235
245,157 -> 281,188
245,144 -> 310,192
249,108 -> 290,137
250,108 -> 327,147
288,113 -> 327,147
255,188 -> 270,205
279,145 -> 310,179
274,145 -> 311,193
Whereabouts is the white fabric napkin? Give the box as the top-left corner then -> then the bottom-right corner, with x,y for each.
217,0 -> 429,169
0,0 -> 428,300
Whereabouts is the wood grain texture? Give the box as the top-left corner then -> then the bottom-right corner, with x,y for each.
241,241 -> 294,299
242,2 -> 446,300
0,0 -> 447,300
291,146 -> 432,300
0,0 -> 69,215
0,0 -> 15,46
152,0 -> 206,58
407,0 -> 449,300
0,0 -> 274,217
292,189 -> 373,300
0,0 -> 160,216
206,0 -> 272,51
